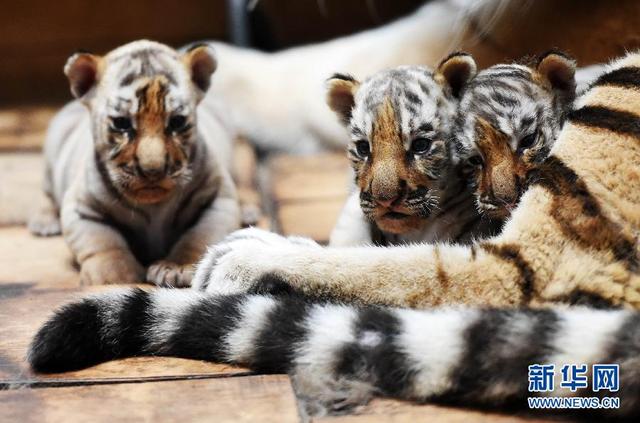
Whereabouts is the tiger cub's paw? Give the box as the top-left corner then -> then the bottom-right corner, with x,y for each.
147,261 -> 194,288
28,208 -> 62,237
80,250 -> 145,285
191,227 -> 316,294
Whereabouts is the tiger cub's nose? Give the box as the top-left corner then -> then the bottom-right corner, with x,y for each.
136,137 -> 167,179
375,194 -> 400,208
372,179 -> 406,208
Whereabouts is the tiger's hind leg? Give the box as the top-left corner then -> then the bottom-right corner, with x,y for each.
28,194 -> 61,237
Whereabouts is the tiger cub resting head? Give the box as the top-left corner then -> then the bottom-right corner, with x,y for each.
29,40 -> 241,287
326,55 -> 496,245
455,51 -> 577,218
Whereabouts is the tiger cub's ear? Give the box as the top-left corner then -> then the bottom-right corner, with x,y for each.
182,44 -> 218,97
64,52 -> 103,100
326,73 -> 360,125
436,52 -> 477,98
536,50 -> 576,95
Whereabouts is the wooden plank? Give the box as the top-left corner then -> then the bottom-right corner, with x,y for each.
0,285 -> 249,385
0,107 -> 55,151
269,153 -> 350,202
268,152 -> 350,241
0,153 -> 44,226
0,1 -> 228,104
0,227 -> 77,287
277,199 -> 345,243
315,398 -> 554,423
0,375 -> 299,423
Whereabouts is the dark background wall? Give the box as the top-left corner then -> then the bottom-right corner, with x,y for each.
0,0 -> 423,105
5,0 -> 640,106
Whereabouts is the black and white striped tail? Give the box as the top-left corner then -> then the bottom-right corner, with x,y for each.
29,289 -> 640,417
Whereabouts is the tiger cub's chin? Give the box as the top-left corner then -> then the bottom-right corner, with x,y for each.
124,184 -> 175,205
31,40 -> 241,287
373,211 -> 430,235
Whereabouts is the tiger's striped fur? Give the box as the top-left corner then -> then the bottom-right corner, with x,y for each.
327,55 -> 501,246
30,52 -> 640,417
29,289 -> 640,417
28,40 -> 241,287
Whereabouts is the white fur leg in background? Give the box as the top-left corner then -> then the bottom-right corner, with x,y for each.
28,204 -> 62,236
203,0 -> 505,153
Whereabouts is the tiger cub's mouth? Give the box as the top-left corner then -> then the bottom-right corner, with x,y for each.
125,179 -> 176,204
130,187 -> 172,204
360,189 -> 437,234
383,210 -> 411,220
374,206 -> 427,234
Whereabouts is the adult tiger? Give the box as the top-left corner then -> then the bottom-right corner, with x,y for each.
28,40 -> 241,287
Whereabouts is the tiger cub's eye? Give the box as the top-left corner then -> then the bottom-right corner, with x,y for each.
355,140 -> 370,157
111,117 -> 133,132
410,137 -> 432,154
467,155 -> 484,167
167,115 -> 188,133
518,132 -> 537,153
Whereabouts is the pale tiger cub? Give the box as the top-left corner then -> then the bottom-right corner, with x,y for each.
456,51 -> 577,218
30,52 -> 640,417
28,40 -> 241,287
328,54 -> 501,247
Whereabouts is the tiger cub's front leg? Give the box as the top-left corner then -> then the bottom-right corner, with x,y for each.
148,183 -> 242,288
60,186 -> 144,285
28,194 -> 62,237
80,249 -> 145,286
28,170 -> 62,237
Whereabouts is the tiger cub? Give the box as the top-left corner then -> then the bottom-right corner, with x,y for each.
28,40 -> 241,287
30,53 -> 640,417
327,54 -> 500,247
456,51 -> 577,218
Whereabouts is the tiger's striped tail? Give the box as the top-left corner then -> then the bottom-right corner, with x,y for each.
29,289 -> 640,417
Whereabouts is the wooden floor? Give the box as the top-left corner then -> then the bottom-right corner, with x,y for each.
0,107 -> 552,422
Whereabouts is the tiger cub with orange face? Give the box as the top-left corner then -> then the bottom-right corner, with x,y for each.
327,54 -> 501,247
28,40 -> 241,287
456,51 -> 577,219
